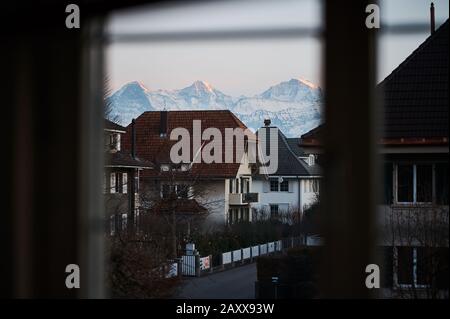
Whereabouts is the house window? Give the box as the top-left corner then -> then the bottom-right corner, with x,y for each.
176,184 -> 189,198
396,164 -> 432,203
397,164 -> 414,203
161,184 -> 172,199
312,179 -> 319,193
110,172 -> 127,194
228,208 -> 239,224
280,180 -> 289,192
229,179 -> 234,193
270,180 -> 279,192
160,164 -> 170,172
308,154 -> 315,166
243,208 -> 250,222
270,204 -> 279,218
416,165 -> 432,203
108,133 -> 121,151
436,163 -> 449,205
397,247 -> 432,288
162,184 -> 189,199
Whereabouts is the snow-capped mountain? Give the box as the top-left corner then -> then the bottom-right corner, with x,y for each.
107,78 -> 323,137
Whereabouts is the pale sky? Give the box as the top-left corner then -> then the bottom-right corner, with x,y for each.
106,0 -> 449,96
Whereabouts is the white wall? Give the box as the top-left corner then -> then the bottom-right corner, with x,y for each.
197,180 -> 227,228
253,177 -> 319,213
253,178 -> 299,211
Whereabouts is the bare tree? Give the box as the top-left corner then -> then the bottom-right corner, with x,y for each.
138,164 -> 223,259
383,204 -> 449,299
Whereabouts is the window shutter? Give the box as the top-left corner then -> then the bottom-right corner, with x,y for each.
122,173 -> 128,194
110,173 -> 116,194
263,181 -> 269,193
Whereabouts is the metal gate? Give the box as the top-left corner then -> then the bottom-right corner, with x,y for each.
181,255 -> 197,276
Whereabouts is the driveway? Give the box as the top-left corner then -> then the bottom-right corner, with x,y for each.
176,263 -> 257,299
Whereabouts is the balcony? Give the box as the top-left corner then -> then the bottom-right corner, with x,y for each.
229,192 -> 259,205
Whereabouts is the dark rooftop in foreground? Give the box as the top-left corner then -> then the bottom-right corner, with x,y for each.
379,20 -> 449,140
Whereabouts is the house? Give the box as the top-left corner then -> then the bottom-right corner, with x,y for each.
298,124 -> 324,165
121,110 -> 259,226
104,119 -> 152,234
252,119 -> 322,219
377,20 -> 449,297
298,20 -> 449,296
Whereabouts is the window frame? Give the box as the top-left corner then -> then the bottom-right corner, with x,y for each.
270,179 -> 279,192
270,204 -> 279,218
395,246 -> 430,290
394,163 -> 434,205
280,180 -> 289,192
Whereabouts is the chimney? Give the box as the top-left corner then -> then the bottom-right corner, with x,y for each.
430,2 -> 435,34
131,118 -> 136,159
160,111 -> 168,138
264,118 -> 271,127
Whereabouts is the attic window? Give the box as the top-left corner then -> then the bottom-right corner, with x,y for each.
109,133 -> 121,152
308,154 -> 315,166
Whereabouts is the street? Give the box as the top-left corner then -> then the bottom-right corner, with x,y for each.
176,263 -> 257,299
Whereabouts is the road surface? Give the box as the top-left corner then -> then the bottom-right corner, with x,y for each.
176,263 -> 257,299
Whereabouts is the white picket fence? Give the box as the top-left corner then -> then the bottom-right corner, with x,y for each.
180,237 -> 303,277
220,239 -> 284,268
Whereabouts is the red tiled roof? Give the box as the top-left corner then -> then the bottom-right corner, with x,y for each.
122,110 -> 253,178
149,199 -> 207,215
104,119 -> 126,132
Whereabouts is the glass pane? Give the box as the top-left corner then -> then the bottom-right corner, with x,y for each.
435,163 -> 449,204
416,165 -> 432,202
397,165 -> 413,202
397,247 -> 413,285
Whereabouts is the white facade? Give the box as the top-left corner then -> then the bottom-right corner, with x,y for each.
199,152 -> 257,227
252,177 -> 319,216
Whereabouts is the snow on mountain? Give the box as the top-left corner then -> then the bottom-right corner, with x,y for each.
260,78 -> 322,103
106,81 -> 155,125
107,78 -> 323,136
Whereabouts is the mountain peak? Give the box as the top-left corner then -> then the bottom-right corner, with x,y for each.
120,81 -> 150,93
288,78 -> 319,89
189,80 -> 214,93
259,78 -> 322,103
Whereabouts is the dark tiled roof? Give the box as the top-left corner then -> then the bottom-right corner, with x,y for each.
105,151 -> 153,169
105,119 -> 126,132
257,127 -> 322,177
286,137 -> 306,157
122,110 -> 254,178
300,124 -> 324,141
379,20 -> 449,139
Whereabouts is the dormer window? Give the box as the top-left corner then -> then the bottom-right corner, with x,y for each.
308,154 -> 315,166
109,133 -> 121,152
161,163 -> 190,172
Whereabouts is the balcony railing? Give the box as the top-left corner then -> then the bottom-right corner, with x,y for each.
229,192 -> 259,205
